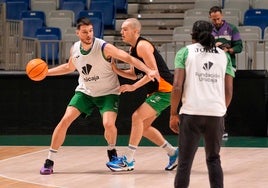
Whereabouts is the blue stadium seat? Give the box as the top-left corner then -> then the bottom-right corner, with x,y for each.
60,1 -> 86,22
115,0 -> 128,14
78,10 -> 104,38
35,27 -> 62,65
89,0 -> 116,30
59,0 -> 86,9
6,0 -> 29,8
6,0 -> 28,20
243,9 -> 268,39
20,10 -> 45,38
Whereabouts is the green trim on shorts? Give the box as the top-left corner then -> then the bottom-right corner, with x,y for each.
145,92 -> 171,116
68,91 -> 119,117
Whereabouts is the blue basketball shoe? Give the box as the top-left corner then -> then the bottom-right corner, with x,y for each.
106,155 -> 134,172
165,148 -> 179,171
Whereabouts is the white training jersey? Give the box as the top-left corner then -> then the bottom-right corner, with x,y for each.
71,38 -> 120,97
175,43 -> 233,116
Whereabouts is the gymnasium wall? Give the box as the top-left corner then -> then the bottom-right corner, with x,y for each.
225,70 -> 268,136
0,70 -> 267,136
0,71 -> 173,135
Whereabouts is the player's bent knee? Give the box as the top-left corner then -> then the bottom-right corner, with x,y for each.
103,122 -> 116,130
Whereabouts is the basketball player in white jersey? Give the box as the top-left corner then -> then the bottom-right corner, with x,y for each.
40,17 -> 159,175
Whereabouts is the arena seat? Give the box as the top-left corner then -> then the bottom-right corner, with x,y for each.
77,10 -> 104,38
35,27 -> 62,65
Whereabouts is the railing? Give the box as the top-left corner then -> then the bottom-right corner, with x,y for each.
21,37 -> 38,69
0,3 -> 6,70
159,39 -> 268,71
5,20 -> 23,70
36,39 -> 63,67
236,40 -> 268,70
2,30 -> 268,71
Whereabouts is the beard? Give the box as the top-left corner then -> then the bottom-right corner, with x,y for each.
215,22 -> 223,29
81,37 -> 93,45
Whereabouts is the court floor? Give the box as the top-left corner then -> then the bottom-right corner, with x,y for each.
0,136 -> 268,188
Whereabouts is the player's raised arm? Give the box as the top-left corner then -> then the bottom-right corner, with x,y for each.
104,43 -> 160,82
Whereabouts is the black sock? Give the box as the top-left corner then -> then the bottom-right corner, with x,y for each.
107,149 -> 117,161
44,159 -> 54,168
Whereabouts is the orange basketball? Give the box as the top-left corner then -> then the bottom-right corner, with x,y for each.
26,58 -> 48,81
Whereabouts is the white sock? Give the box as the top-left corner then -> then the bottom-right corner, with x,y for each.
47,148 -> 57,161
161,140 -> 176,156
125,144 -> 137,162
107,144 -> 116,151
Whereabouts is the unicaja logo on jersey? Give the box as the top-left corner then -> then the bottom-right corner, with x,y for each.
203,61 -> 213,71
196,61 -> 220,83
82,64 -> 92,75
81,64 -> 100,82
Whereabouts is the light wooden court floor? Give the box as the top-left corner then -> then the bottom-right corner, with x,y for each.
0,135 -> 268,188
